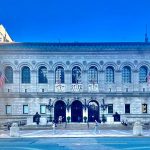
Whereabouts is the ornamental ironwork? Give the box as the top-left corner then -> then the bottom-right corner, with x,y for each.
46,99 -> 53,112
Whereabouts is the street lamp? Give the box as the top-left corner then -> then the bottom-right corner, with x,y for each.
46,99 -> 53,112
82,99 -> 89,111
66,99 -> 71,112
100,98 -> 108,123
100,98 -> 108,111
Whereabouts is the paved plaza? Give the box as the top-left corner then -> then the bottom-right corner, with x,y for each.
0,136 -> 150,150
0,129 -> 150,138
0,129 -> 150,150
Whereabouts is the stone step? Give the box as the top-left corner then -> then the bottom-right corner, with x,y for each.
17,123 -> 132,130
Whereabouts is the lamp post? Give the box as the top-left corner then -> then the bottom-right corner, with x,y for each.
100,98 -> 108,123
82,99 -> 88,111
66,99 -> 71,112
46,99 -> 53,122
100,98 -> 108,111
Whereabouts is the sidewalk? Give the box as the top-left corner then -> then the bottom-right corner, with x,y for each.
0,129 -> 150,138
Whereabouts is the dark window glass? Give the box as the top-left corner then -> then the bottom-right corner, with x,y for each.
139,66 -> 147,83
108,104 -> 113,114
72,66 -> 81,84
55,66 -> 64,84
88,66 -> 98,84
22,66 -> 30,83
142,104 -> 147,113
38,66 -> 48,83
125,104 -> 130,114
122,66 -> 131,83
106,66 -> 114,83
5,66 -> 13,83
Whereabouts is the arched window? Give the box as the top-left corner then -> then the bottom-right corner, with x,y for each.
22,66 -> 30,83
38,66 -> 48,83
5,66 -> 13,83
139,66 -> 148,83
88,66 -> 98,84
72,66 -> 81,84
122,66 -> 131,83
106,66 -> 114,83
55,66 -> 64,84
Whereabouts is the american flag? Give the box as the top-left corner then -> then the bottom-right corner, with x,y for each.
0,72 -> 5,88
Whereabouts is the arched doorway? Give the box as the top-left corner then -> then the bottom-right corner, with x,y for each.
71,100 -> 83,122
88,100 -> 99,122
54,100 -> 66,123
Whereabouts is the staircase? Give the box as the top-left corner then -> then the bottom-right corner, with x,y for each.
12,122 -> 133,130
55,122 -> 132,130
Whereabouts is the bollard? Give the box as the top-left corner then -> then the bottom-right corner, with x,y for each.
10,123 -> 20,137
133,121 -> 143,136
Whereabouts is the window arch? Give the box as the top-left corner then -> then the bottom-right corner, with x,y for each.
106,66 -> 114,83
72,66 -> 81,84
122,66 -> 131,83
55,66 -> 64,84
5,66 -> 13,83
139,66 -> 148,83
21,66 -> 30,83
38,66 -> 48,83
88,66 -> 98,84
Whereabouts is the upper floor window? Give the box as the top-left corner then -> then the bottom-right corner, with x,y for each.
22,66 -> 30,83
5,66 -> 13,83
106,66 -> 114,83
88,66 -> 98,84
108,104 -> 113,114
23,105 -> 29,114
40,105 -> 46,114
6,105 -> 11,114
139,66 -> 148,83
125,104 -> 130,114
72,66 -> 81,84
38,66 -> 48,83
122,66 -> 131,83
55,66 -> 64,84
142,104 -> 147,113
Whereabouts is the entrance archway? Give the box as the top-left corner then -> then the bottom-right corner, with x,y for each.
88,100 -> 99,122
54,100 -> 66,123
71,100 -> 83,122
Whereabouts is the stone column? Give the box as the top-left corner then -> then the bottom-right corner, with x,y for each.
65,70 -> 71,92
31,70 -> 37,92
133,70 -> 139,92
99,70 -> 105,92
14,70 -> 20,92
115,70 -> 122,92
82,70 -> 88,92
49,70 -> 54,92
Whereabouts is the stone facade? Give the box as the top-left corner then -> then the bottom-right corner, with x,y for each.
0,42 -> 150,124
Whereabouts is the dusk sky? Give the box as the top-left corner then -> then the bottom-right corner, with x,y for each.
0,0 -> 150,42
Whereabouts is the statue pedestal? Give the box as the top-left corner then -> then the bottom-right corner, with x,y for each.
10,123 -> 20,137
107,116 -> 114,124
27,116 -> 33,125
133,121 -> 143,136
40,117 -> 47,125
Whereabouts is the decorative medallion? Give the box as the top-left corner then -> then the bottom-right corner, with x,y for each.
14,60 -> 18,65
117,60 -> 121,65
100,61 -> 104,65
66,61 -> 70,65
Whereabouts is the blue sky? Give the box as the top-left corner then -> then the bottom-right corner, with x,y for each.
0,0 -> 150,42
